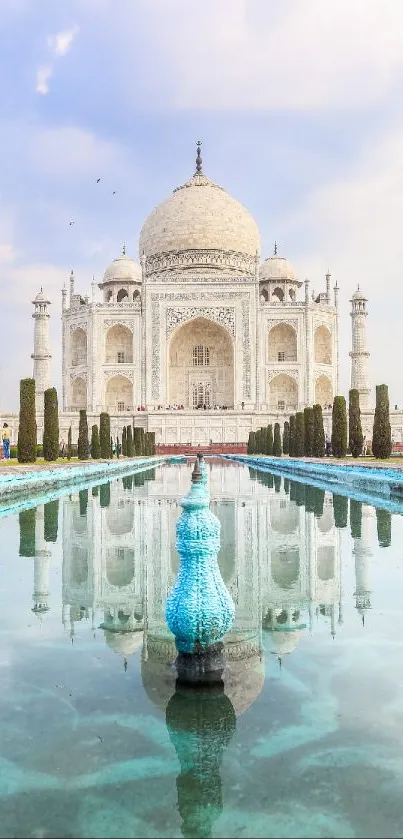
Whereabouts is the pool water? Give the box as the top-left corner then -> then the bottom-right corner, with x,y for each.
1,460 -> 403,838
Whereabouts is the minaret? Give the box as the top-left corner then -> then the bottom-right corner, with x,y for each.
32,506 -> 51,617
31,289 -> 51,414
349,286 -> 371,410
353,504 -> 372,624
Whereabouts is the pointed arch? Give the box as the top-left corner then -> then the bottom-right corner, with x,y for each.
168,317 -> 234,408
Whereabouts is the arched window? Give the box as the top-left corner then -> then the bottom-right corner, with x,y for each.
192,345 -> 210,366
192,382 -> 211,408
117,288 -> 129,302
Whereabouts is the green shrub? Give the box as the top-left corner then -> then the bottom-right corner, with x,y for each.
376,508 -> 391,547
295,412 -> 305,457
313,404 -> 325,457
273,422 -> 282,456
116,435 -> 120,458
100,413 -> 111,459
282,421 -> 290,455
304,407 -> 314,457
19,508 -> 36,557
44,500 -> 59,543
43,387 -> 59,461
333,494 -> 348,528
247,431 -> 256,454
17,378 -> 37,463
10,445 -> 18,458
289,415 -> 296,456
331,396 -> 347,458
91,425 -> 101,459
67,426 -> 72,460
350,499 -> 362,539
36,444 -> 43,457
133,427 -> 143,456
266,425 -> 273,455
148,431 -> 156,455
122,426 -> 127,456
127,425 -> 134,456
372,384 -> 392,459
349,389 -> 364,458
77,410 -> 88,460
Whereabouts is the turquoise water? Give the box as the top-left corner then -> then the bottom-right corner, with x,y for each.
0,460 -> 403,838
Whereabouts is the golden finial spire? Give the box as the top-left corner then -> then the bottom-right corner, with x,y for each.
195,139 -> 203,174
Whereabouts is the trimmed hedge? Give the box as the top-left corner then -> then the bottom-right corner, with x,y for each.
18,378 -> 37,463
372,384 -> 392,459
273,422 -> 282,456
303,407 -> 314,457
100,413 -> 111,458
78,410 -> 88,460
295,412 -> 305,457
282,421 -> 290,455
331,396 -> 347,458
91,424 -> 101,459
349,389 -> 364,457
43,387 -> 59,461
313,404 -> 325,457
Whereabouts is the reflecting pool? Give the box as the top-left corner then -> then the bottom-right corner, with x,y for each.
1,461 -> 403,838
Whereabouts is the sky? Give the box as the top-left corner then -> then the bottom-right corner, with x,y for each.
1,0 -> 403,410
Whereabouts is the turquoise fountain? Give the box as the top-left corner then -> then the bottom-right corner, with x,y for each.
165,455 -> 235,683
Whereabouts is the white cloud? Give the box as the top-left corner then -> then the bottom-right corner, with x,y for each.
0,244 -> 16,263
47,25 -> 79,57
35,65 -> 52,95
28,125 -> 132,180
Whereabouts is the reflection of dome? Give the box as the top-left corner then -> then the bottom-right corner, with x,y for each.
260,254 -> 299,283
139,167 -> 260,277
104,630 -> 143,657
101,252 -> 142,284
265,630 -> 301,657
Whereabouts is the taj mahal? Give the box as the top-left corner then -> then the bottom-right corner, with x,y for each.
4,142 -> 403,447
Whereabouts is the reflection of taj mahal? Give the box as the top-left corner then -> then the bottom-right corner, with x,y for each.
24,462 -> 377,713
9,143 -> 392,446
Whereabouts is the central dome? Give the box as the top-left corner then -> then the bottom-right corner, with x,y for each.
139,164 -> 260,277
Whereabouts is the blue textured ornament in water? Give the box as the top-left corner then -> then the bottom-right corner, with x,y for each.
165,458 -> 235,654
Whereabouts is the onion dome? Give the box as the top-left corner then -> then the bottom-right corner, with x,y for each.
101,245 -> 142,285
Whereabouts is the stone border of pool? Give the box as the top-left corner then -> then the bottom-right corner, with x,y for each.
221,454 -> 403,511
0,457 -> 167,505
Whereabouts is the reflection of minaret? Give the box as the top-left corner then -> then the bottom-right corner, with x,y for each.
349,286 -> 371,410
353,504 -> 372,624
32,505 -> 51,617
31,289 -> 52,415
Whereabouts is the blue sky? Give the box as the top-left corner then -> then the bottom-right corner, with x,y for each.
1,0 -> 403,409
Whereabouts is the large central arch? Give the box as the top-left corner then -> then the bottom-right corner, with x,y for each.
168,317 -> 234,408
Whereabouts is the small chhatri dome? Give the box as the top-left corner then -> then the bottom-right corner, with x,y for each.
351,284 -> 367,301
259,252 -> 298,283
33,288 -> 50,304
101,247 -> 142,284
139,141 -> 260,277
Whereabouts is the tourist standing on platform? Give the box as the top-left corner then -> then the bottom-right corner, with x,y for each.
2,423 -> 11,459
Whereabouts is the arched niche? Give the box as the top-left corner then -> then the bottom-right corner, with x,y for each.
314,326 -> 332,364
268,323 -> 297,362
317,545 -> 335,581
106,503 -> 134,536
72,377 -> 87,409
105,547 -> 135,587
105,324 -> 133,364
269,374 -> 297,412
105,375 -> 133,414
271,547 -> 300,590
168,317 -> 234,409
71,327 -> 87,367
260,288 -> 269,303
270,504 -> 299,535
272,287 -> 284,302
133,290 -> 140,302
315,375 -> 333,408
117,288 -> 129,303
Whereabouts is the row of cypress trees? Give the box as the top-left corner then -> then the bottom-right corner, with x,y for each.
77,411 -> 156,459
247,404 -> 326,458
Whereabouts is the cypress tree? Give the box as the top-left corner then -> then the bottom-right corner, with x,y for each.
266,425 -> 273,455
17,378 -> 37,463
312,487 -> 325,518
283,478 -> 290,494
305,485 -> 317,513
91,425 -> 101,458
248,466 -> 257,481
148,431 -> 156,455
67,426 -> 72,460
43,387 -> 59,461
122,426 -> 127,456
133,427 -> 142,456
295,412 -> 305,457
273,474 -> 281,493
110,436 -> 113,457
282,421 -> 290,455
92,485 -> 99,497
139,428 -> 145,455
313,404 -> 326,457
333,493 -> 348,528
295,482 -> 306,506
331,396 -> 347,458
77,409 -> 89,460
273,422 -> 282,456
255,428 -> 262,453
248,431 -> 256,454
116,435 -> 120,458
100,413 -> 111,458
349,389 -> 364,458
350,499 -> 362,539
19,507 -> 36,557
376,508 -> 391,547
44,499 -> 59,542
100,482 -> 111,508
289,415 -> 296,456
304,407 -> 314,457
79,489 -> 88,517
372,384 -> 392,459
127,425 -> 134,456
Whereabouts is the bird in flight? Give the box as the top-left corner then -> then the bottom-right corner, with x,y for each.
69,220 -> 75,226
112,191 -> 116,195
96,178 -> 101,183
